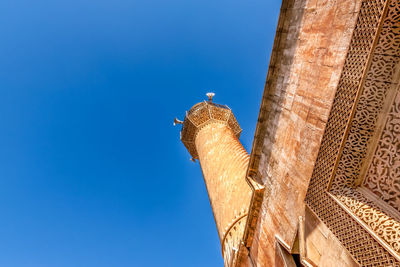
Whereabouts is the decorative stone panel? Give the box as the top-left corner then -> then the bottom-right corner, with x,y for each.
306,0 -> 400,265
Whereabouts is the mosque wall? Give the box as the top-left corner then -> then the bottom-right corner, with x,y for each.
246,0 -> 362,265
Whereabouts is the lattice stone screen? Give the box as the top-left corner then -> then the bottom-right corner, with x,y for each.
305,0 -> 400,265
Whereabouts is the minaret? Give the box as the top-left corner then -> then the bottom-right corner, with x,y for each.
175,93 -> 253,266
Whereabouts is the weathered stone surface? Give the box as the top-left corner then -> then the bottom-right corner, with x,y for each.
246,0 -> 362,265
304,207 -> 358,267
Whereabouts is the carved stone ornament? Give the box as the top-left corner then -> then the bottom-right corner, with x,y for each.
305,0 -> 400,265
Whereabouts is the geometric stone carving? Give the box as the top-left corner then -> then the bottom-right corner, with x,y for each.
306,0 -> 400,265
329,0 -> 400,256
364,91 -> 400,213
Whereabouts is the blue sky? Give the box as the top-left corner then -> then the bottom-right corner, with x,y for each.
0,0 -> 281,266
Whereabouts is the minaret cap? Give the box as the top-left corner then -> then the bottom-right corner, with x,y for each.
178,94 -> 242,160
206,92 -> 215,102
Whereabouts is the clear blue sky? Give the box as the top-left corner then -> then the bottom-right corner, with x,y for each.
0,0 -> 281,266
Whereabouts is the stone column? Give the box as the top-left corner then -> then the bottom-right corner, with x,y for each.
195,122 -> 251,240
176,95 -> 252,266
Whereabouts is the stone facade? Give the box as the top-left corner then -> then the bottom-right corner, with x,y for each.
243,0 -> 362,265
176,0 -> 400,266
241,0 -> 400,265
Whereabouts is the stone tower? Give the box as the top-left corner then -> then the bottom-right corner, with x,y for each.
175,94 -> 252,266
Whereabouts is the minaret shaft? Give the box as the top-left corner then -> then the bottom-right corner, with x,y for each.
195,122 -> 251,241
176,95 -> 253,266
